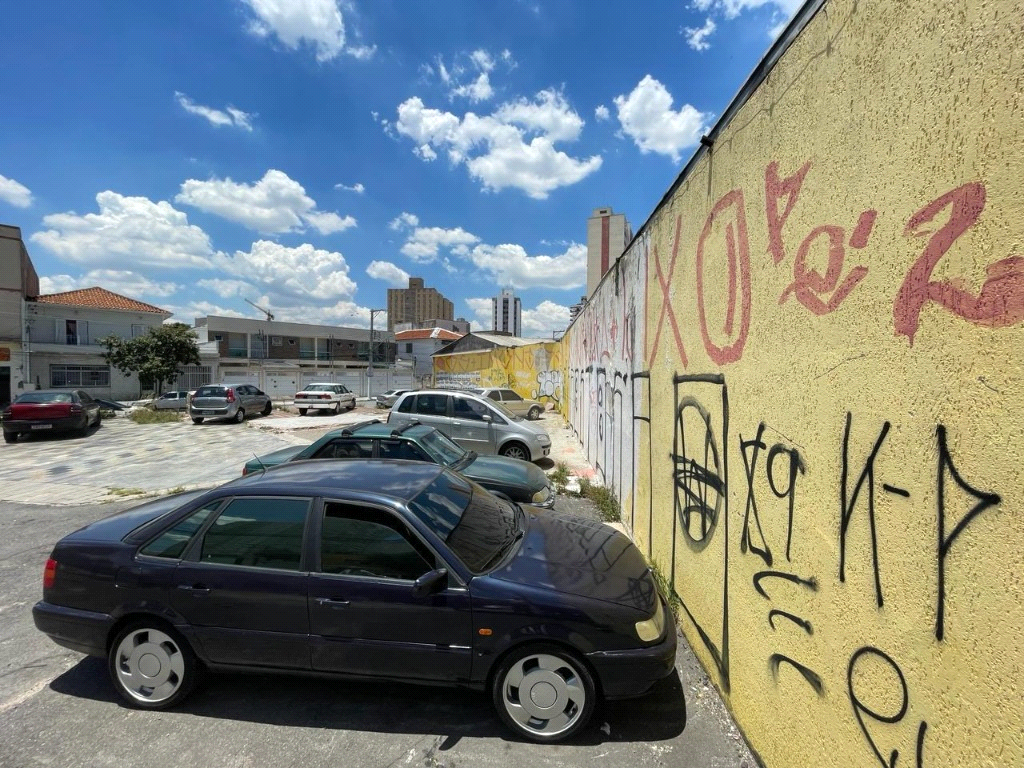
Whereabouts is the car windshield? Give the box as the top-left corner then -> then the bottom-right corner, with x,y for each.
408,471 -> 522,574
305,384 -> 336,391
418,429 -> 468,467
16,392 -> 72,404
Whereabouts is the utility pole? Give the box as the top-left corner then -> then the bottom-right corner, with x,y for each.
368,308 -> 386,397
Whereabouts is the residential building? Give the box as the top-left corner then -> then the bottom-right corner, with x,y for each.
0,225 -> 38,407
586,207 -> 633,297
394,327 -> 464,384
193,315 -> 402,398
386,277 -> 454,331
492,288 -> 522,336
26,287 -> 172,399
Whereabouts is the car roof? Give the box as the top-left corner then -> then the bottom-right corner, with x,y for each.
225,458 -> 444,500
321,419 -> 435,440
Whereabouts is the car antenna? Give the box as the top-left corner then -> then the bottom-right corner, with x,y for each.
251,453 -> 269,474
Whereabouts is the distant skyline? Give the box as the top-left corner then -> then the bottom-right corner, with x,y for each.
0,0 -> 802,336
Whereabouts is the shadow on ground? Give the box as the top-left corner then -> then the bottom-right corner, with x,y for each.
51,656 -> 686,745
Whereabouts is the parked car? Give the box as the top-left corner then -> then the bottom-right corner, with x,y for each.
375,389 -> 409,409
1,389 -> 101,443
189,384 -> 271,424
293,383 -> 356,415
388,390 -> 551,462
470,387 -> 545,420
151,391 -> 190,410
242,419 -> 555,507
32,460 -> 674,742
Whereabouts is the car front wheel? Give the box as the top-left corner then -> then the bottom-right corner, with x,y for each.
527,406 -> 543,420
492,644 -> 596,742
262,401 -> 272,416
500,442 -> 530,461
108,622 -> 199,710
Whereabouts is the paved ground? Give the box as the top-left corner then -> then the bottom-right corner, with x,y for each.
0,400 -> 757,767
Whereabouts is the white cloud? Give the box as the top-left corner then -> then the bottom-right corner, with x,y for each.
366,260 -> 411,286
393,90 -> 602,199
31,192 -> 214,269
196,278 -> 252,298
334,181 -> 365,193
176,169 -> 355,235
175,92 -> 253,130
613,75 -> 711,162
0,174 -> 33,208
39,270 -> 179,299
451,73 -> 494,103
693,0 -> 802,19
594,104 -> 610,121
466,242 -> 586,290
241,0 -> 373,61
500,49 -> 516,68
683,17 -> 717,50
215,240 -> 358,301
469,49 -> 495,72
401,226 -> 480,262
389,212 -> 419,230
163,300 -> 249,325
466,297 -> 493,329
522,300 -> 570,336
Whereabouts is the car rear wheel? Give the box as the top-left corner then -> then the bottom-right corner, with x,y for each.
500,442 -> 530,461
347,400 -> 356,411
191,417 -> 204,424
234,409 -> 246,423
492,644 -> 596,743
3,431 -> 16,444
108,622 -> 199,710
298,408 -> 307,416
332,402 -> 341,415
262,402 -> 272,416
527,406 -> 543,420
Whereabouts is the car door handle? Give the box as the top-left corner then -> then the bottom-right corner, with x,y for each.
177,584 -> 211,594
316,597 -> 350,607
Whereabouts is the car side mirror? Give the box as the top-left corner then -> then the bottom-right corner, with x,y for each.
412,568 -> 448,597
482,415 -> 492,423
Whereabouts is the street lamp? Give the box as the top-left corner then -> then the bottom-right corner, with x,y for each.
368,308 -> 386,394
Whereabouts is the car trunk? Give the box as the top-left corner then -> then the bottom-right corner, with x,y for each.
192,388 -> 231,409
10,401 -> 78,420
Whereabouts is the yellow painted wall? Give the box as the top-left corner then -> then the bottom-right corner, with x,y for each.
563,1 -> 1023,765
433,343 -> 565,405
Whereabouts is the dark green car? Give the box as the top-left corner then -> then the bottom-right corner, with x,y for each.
243,419 -> 556,508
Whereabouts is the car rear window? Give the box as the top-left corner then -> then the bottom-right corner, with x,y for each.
305,384 -> 335,391
196,386 -> 227,397
16,392 -> 73,404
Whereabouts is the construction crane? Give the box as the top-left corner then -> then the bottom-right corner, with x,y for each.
244,298 -> 274,321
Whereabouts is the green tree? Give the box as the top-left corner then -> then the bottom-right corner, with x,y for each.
100,323 -> 201,395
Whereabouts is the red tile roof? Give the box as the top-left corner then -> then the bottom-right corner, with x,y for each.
395,328 -> 464,341
35,286 -> 170,315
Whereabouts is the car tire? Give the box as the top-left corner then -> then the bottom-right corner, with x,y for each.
500,442 -> 530,461
347,401 -> 356,411
527,406 -> 543,420
191,417 -> 204,424
234,409 -> 246,424
298,408 -> 307,416
108,620 -> 200,710
2,431 -> 15,444
491,643 -> 596,743
332,402 -> 341,415
262,401 -> 272,417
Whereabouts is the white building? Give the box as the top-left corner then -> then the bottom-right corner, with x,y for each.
586,207 -> 632,297
394,327 -> 464,385
492,288 -> 522,337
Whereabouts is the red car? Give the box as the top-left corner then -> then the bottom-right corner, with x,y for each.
1,389 -> 101,443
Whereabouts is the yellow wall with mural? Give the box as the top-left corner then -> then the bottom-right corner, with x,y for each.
433,343 -> 565,406
564,1 -> 1023,766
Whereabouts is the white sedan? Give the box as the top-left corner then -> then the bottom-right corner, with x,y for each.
293,383 -> 357,415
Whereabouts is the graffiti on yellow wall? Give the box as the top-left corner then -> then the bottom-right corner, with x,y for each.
563,1 -> 1023,766
434,342 -> 564,405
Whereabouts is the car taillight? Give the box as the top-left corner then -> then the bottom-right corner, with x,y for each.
321,394 -> 330,400
69,404 -> 82,414
226,389 -> 235,403
43,558 -> 57,588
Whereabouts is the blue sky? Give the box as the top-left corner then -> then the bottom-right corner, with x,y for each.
0,0 -> 801,336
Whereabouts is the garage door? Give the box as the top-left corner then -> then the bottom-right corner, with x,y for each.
265,373 -> 300,400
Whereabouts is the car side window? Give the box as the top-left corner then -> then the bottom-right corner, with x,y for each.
486,390 -> 500,401
79,391 -> 94,404
414,393 -> 448,416
199,497 -> 309,570
313,439 -> 374,459
502,389 -> 523,402
396,395 -> 414,413
378,439 -> 431,461
453,396 -> 487,421
140,503 -> 219,559
319,503 -> 435,580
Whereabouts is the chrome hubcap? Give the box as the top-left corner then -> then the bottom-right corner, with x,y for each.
501,653 -> 586,736
114,628 -> 185,704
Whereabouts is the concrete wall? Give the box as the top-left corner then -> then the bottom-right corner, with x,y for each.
434,343 -> 564,406
562,1 -> 1024,766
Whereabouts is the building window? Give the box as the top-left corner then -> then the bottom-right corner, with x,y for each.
50,365 -> 110,388
131,324 -> 147,338
272,336 -> 283,346
405,343 -> 413,353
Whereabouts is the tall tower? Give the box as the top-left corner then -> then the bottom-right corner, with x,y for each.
386,277 -> 454,331
586,207 -> 632,297
492,288 -> 522,336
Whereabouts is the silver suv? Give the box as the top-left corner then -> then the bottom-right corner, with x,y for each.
190,384 -> 272,424
387,389 -> 551,462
